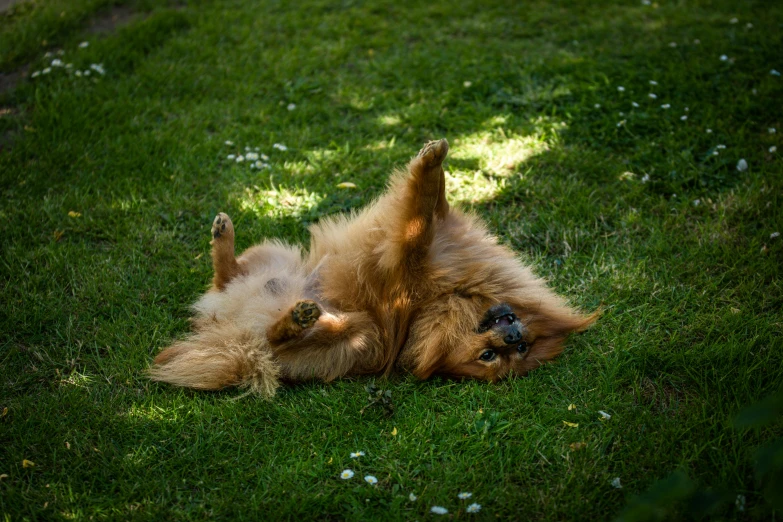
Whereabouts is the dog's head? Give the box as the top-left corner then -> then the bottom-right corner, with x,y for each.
400,211 -> 597,381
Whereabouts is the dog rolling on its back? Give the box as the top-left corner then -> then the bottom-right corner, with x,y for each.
149,139 -> 597,396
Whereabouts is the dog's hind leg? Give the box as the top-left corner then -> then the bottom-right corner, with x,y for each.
210,213 -> 246,290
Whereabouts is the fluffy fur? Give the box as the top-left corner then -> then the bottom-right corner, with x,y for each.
149,139 -> 597,397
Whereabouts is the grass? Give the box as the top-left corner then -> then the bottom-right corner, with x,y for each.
1,0 -> 782,519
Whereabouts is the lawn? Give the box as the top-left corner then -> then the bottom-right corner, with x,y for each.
1,0 -> 782,519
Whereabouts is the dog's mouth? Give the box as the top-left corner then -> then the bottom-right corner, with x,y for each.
477,303 -> 517,333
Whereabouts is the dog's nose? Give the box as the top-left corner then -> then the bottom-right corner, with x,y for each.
503,326 -> 523,345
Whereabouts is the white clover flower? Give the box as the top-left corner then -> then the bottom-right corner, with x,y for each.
31,71 -> 41,78
649,80 -> 658,85
736,159 -> 748,172
236,155 -> 244,162
680,115 -> 688,121
769,128 -> 777,134
42,67 -> 51,74
51,59 -> 63,67
611,477 -> 622,489
463,80 -> 473,87
408,493 -> 417,501
430,506 -> 448,515
287,103 -> 296,111
350,451 -> 365,458
770,146 -> 777,153
227,154 -> 236,160
649,93 -> 657,99
273,143 -> 288,151
594,103 -> 601,108
771,70 -> 781,76
225,140 -> 234,145
631,101 -> 639,108
720,55 -> 728,61
364,475 -> 378,485
598,410 -> 612,420
458,492 -> 472,499
641,174 -> 650,183
617,86 -> 625,92
729,17 -> 738,24
79,41 -> 89,48
467,503 -> 482,513
771,232 -> 780,239
661,104 -> 670,109
340,469 -> 354,479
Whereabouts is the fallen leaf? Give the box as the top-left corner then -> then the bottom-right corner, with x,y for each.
53,230 -> 64,241
2,407 -> 7,417
562,421 -> 579,428
568,404 -> 576,411
336,182 -> 357,189
570,442 -> 587,451
22,460 -> 35,468
391,427 -> 398,436
327,457 -> 333,464
65,442 -> 71,450
67,211 -> 81,218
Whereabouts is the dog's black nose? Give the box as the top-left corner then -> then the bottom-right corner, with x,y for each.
503,326 -> 523,345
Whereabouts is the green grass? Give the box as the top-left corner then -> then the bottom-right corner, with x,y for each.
1,0 -> 782,519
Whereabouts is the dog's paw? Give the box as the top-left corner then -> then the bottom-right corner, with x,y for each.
212,212 -> 234,240
416,139 -> 449,167
292,300 -> 321,328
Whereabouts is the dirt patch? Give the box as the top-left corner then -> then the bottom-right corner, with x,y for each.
88,4 -> 139,34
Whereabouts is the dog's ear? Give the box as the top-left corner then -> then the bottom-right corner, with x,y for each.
410,344 -> 447,380
519,308 -> 599,371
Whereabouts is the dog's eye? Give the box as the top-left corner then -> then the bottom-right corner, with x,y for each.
479,350 -> 497,362
516,342 -> 528,354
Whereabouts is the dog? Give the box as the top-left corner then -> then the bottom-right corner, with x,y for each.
149,139 -> 597,397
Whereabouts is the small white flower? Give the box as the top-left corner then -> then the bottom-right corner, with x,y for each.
684,107 -> 689,112
51,59 -> 63,67
287,103 -> 296,111
273,143 -> 288,151
31,71 -> 41,78
619,112 -> 625,116
75,70 -> 82,77
364,475 -> 378,485
79,41 -> 89,48
340,469 -> 355,479
236,155 -> 245,162
430,506 -> 448,515
680,115 -> 688,121
771,69 -> 782,76
254,146 -> 259,151
641,0 -> 650,5
706,128 -> 713,133
350,451 -> 365,458
720,55 -> 729,61
84,70 -> 91,76
649,80 -> 658,85
770,232 -> 780,239
769,128 -> 777,134
594,103 -> 601,108
598,410 -> 612,420
661,104 -> 670,109
736,158 -> 748,172
736,494 -> 746,512
649,93 -> 657,99
42,67 -> 51,74
669,42 -> 677,48
672,193 -> 677,198
746,23 -> 753,29
463,80 -> 472,88
617,86 -> 625,92
616,120 -> 626,127
65,63 -> 72,68
611,477 -> 622,489
44,51 -> 53,58
467,503 -> 482,513
693,199 -> 701,206
717,144 -> 726,149
261,153 -> 270,161
56,49 -> 64,56
694,39 -> 701,45
641,174 -> 650,183
245,146 -> 250,151
409,493 -> 417,501
770,146 -> 777,153
729,17 -> 738,24
227,154 -> 235,160
631,101 -> 639,108
246,152 -> 259,160
255,160 -> 270,169
458,492 -> 473,500
713,150 -> 720,156
225,140 -> 234,145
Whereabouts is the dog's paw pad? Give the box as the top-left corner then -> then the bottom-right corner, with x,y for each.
292,300 -> 321,328
212,212 -> 233,239
416,139 -> 449,166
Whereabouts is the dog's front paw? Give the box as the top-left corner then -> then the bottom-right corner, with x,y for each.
212,212 -> 234,240
292,300 -> 321,328
416,139 -> 449,167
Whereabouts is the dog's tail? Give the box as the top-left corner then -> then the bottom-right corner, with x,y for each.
148,323 -> 281,397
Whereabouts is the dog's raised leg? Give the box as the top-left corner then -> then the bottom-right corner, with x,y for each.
266,300 -> 322,344
210,213 -> 246,290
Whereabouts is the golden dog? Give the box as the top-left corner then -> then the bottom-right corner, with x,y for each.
150,139 -> 596,396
